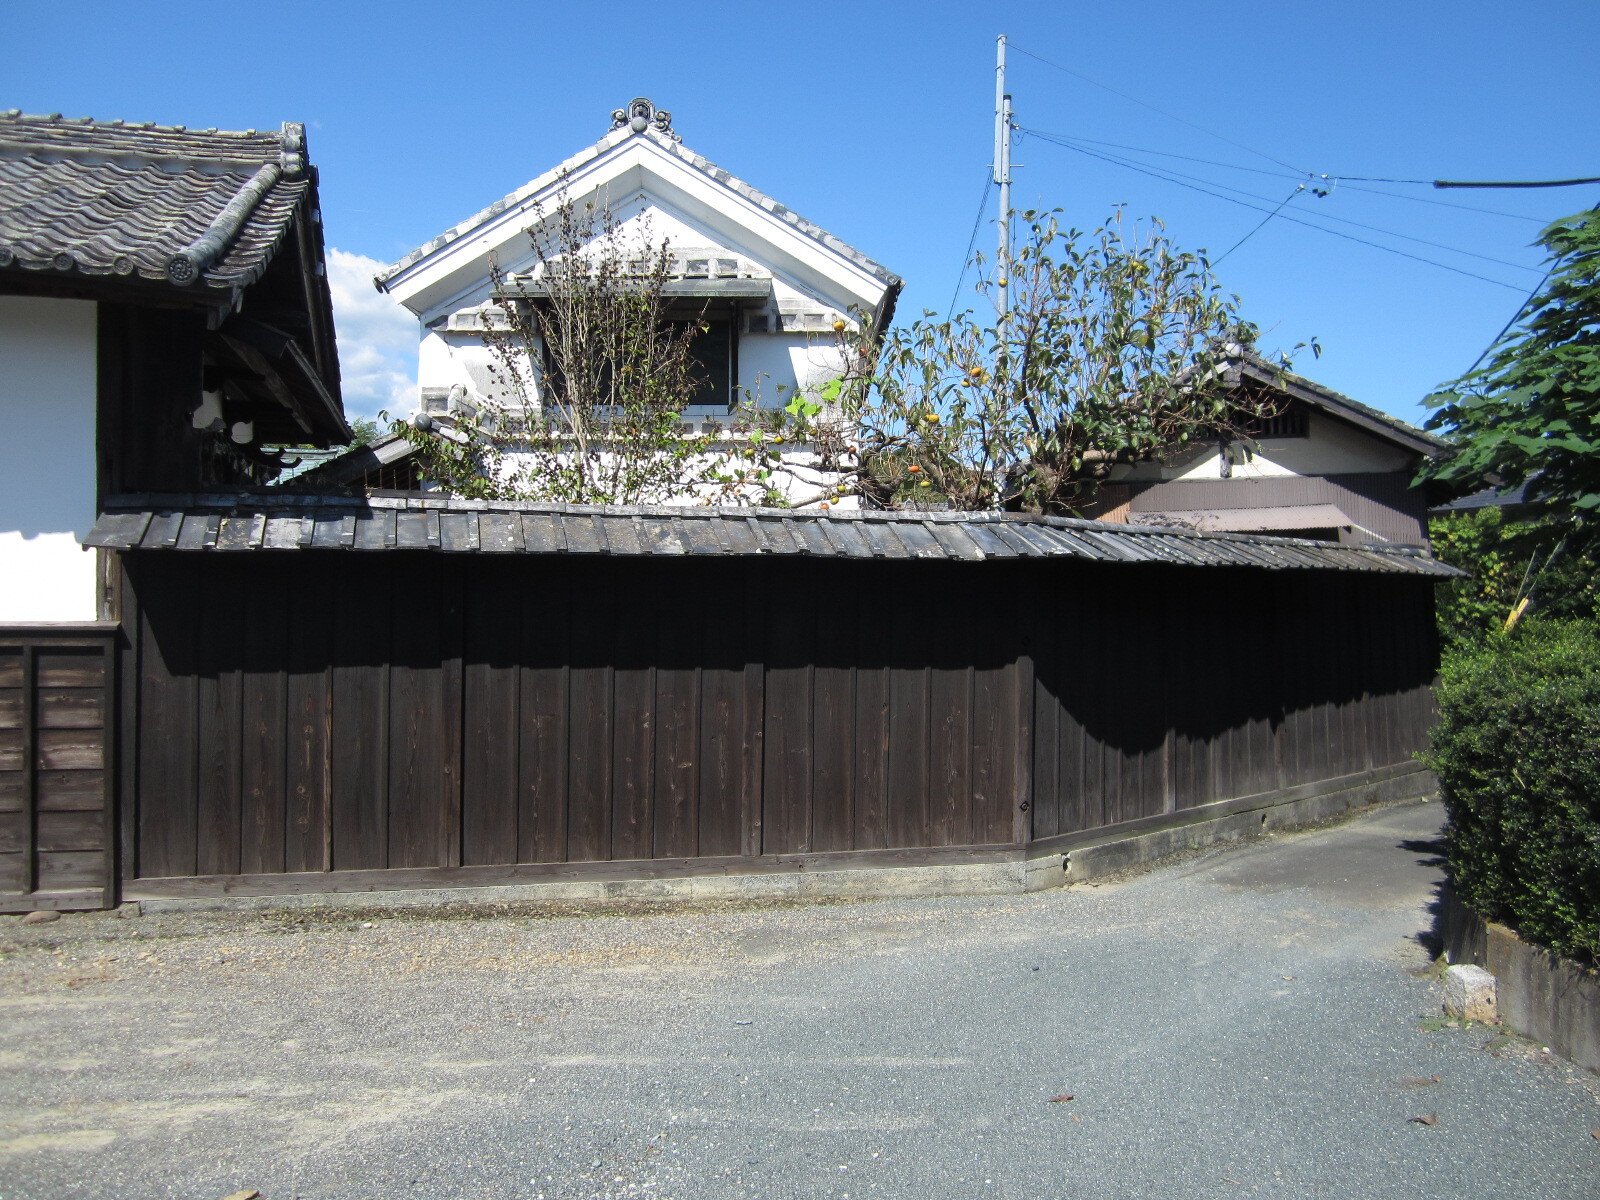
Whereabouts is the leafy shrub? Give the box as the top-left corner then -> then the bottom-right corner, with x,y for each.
1429,510 -> 1600,649
1425,620 -> 1600,963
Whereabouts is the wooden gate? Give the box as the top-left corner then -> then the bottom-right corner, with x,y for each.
0,628 -> 118,912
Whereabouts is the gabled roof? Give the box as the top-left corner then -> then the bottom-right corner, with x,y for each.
375,99 -> 901,324
0,111 -> 314,298
0,109 -> 348,444
1228,351 -> 1446,458
85,493 -> 1465,579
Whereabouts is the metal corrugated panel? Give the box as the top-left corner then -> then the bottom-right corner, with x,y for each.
83,494 -> 1467,578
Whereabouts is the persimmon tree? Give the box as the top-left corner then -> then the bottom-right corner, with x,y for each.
834,210 -> 1275,512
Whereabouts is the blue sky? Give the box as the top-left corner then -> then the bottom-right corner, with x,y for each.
10,1 -> 1598,426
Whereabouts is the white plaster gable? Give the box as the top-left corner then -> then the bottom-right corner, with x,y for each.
378,124 -> 899,329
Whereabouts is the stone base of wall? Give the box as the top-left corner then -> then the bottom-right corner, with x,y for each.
1050,762 -> 1436,884
1442,886 -> 1600,1074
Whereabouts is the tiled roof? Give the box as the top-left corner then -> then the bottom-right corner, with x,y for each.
375,124 -> 902,292
1231,351 -> 1447,455
85,493 -> 1465,578
0,111 -> 312,295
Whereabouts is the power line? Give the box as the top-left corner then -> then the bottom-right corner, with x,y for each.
1212,186 -> 1303,265
1022,127 -> 1541,276
1437,176 -> 1600,189
1048,134 -> 1545,222
1024,133 -> 1527,291
1008,42 -> 1311,175
946,171 -> 994,320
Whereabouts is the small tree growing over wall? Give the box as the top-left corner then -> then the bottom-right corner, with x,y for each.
395,196 -> 790,505
832,210 -> 1279,513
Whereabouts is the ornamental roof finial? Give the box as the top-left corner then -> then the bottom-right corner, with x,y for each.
610,97 -> 679,142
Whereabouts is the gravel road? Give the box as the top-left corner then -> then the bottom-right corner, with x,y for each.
2,798 -> 1596,1200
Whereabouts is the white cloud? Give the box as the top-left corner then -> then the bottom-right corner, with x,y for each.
326,248 -> 418,426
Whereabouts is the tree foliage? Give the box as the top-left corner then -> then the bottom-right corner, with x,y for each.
836,210 -> 1272,513
394,197 -> 792,505
1424,206 -> 1600,520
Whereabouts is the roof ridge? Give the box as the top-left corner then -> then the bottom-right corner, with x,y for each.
375,116 -> 900,291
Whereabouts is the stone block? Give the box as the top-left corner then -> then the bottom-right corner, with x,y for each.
1442,963 -> 1498,1022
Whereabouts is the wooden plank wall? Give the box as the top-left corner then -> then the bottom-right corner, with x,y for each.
122,553 -> 1439,886
0,631 -> 116,911
1026,565 -> 1440,839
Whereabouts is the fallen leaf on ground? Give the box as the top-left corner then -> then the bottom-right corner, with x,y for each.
1591,1129 -> 1600,1141
1046,1094 -> 1074,1103
1409,1114 -> 1438,1126
1398,1076 -> 1441,1088
221,1192 -> 261,1200
1071,1114 -> 1082,1122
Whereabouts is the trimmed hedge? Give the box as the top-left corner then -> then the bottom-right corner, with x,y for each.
1426,620 -> 1600,963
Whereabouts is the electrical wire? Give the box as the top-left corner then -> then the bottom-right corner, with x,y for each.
1022,132 -> 1528,290
1022,126 -> 1543,273
1009,42 -> 1312,175
1039,133 -> 1546,222
946,171 -> 994,320
1017,128 -> 1529,288
1212,186 -> 1303,265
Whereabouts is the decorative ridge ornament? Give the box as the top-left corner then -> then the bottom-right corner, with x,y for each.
610,98 -> 679,142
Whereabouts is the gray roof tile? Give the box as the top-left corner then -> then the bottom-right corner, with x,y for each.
0,111 -> 312,294
85,494 -> 1466,579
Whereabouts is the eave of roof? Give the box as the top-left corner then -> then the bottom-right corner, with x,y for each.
1230,352 -> 1447,457
85,494 -> 1466,578
0,111 -> 315,300
374,123 -> 902,295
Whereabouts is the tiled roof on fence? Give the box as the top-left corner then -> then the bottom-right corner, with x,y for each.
0,111 -> 311,293
85,494 -> 1467,577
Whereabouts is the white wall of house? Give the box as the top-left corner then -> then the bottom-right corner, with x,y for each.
1113,409 -> 1414,483
0,296 -> 99,622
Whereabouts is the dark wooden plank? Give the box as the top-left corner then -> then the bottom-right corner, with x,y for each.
0,729 -> 20,772
696,573 -> 746,858
810,569 -> 855,852
0,690 -> 19,729
386,560 -> 461,870
0,653 -> 20,689
37,769 -> 103,811
885,608 -> 929,851
927,608 -> 972,847
194,560 -> 242,877
35,689 -> 103,729
0,813 -> 23,854
653,637 -> 699,859
284,569 -> 333,874
0,849 -> 22,893
970,611 -> 1015,846
520,565 -> 570,864
1030,590 -> 1062,839
239,566 -> 288,876
761,566 -> 813,855
36,728 -> 103,771
565,561 -> 614,863
462,561 -> 520,866
134,559 -> 198,878
740,568 -> 766,859
36,850 -> 104,890
35,810 -> 103,852
330,575 -> 388,871
0,771 -> 20,811
35,652 -> 105,688
610,569 -> 655,862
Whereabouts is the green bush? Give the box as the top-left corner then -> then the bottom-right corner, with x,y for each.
1425,619 -> 1600,963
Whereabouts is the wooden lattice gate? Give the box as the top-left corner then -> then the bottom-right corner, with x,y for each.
0,629 -> 117,912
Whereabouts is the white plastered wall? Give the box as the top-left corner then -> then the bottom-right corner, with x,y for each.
0,296 -> 99,621
1113,410 -> 1415,482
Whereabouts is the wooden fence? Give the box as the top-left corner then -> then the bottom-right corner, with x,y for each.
0,628 -> 117,911
113,552 -> 1438,899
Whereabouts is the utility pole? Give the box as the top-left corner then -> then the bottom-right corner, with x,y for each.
994,34 -> 1013,322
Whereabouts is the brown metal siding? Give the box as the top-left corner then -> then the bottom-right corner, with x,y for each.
1123,473 -> 1430,546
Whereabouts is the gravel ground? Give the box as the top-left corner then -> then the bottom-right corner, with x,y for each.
1,798 -> 1596,1200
